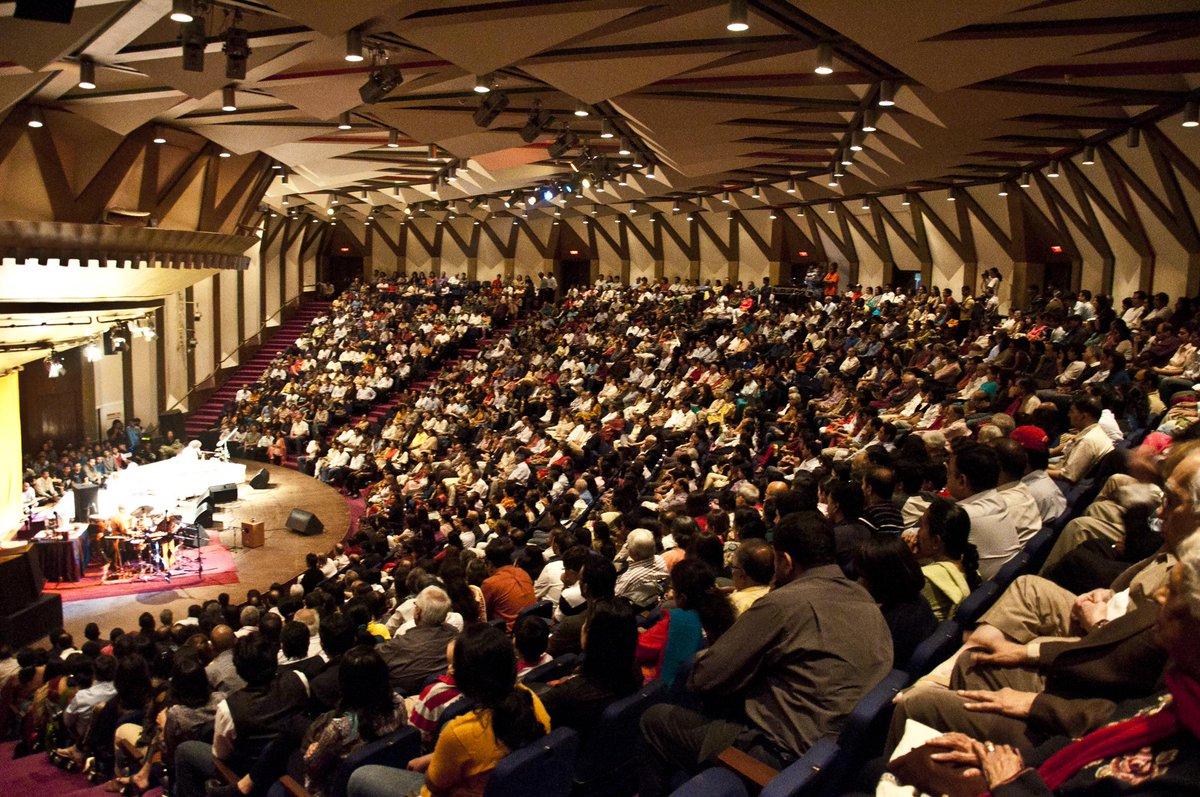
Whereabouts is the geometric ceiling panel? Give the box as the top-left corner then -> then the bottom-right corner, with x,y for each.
191,123 -> 339,155
261,71 -> 370,120
0,71 -> 55,118
0,4 -> 120,71
67,94 -> 185,136
401,5 -> 635,77
260,0 -> 401,38
524,50 -> 737,105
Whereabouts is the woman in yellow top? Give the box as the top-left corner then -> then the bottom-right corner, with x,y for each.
347,625 -> 551,797
914,496 -> 980,622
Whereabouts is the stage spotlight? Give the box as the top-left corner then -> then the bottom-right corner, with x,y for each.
45,354 -> 65,378
359,64 -> 404,104
542,186 -> 555,202
473,90 -> 508,127
84,339 -> 102,362
520,106 -> 555,143
221,85 -> 237,112
170,0 -> 194,23
182,18 -> 206,72
78,57 -> 96,90
548,130 -> 575,159
223,21 -> 250,80
345,28 -> 364,62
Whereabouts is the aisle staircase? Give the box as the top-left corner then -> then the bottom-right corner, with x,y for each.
184,300 -> 330,437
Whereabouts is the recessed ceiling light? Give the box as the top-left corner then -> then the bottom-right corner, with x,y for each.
345,29 -> 364,62
78,57 -> 96,90
814,43 -> 833,75
878,80 -> 896,107
221,85 -> 237,112
726,0 -> 749,32
1183,100 -> 1199,128
473,74 -> 491,94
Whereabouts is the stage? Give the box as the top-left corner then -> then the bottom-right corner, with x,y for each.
55,462 -> 349,640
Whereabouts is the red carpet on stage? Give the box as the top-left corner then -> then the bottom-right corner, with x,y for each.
42,543 -> 239,603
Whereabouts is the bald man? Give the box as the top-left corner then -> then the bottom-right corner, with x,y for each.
206,625 -> 246,694
730,538 -> 774,615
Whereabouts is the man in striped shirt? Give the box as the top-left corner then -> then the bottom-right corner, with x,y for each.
407,639 -> 460,747
861,465 -> 905,534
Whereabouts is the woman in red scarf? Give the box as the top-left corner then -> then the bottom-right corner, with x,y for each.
926,533 -> 1200,796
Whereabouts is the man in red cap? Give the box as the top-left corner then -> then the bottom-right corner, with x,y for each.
1010,425 -> 1067,524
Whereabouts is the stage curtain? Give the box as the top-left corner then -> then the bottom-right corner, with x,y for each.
0,373 -> 22,540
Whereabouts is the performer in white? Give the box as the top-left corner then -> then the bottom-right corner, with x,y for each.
176,440 -> 203,462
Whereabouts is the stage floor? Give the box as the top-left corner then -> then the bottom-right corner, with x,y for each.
58,462 -> 349,640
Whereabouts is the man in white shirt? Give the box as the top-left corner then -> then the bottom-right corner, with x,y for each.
948,443 -> 1022,579
991,439 -> 1046,545
1049,396 -> 1114,485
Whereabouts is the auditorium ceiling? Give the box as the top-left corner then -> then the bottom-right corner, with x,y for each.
2,0 -> 1200,221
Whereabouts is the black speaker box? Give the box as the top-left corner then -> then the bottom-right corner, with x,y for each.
0,593 -> 62,648
72,483 -> 101,523
15,0 -> 75,23
285,508 -> 324,536
194,506 -> 214,528
209,483 -> 238,504
249,468 -> 270,489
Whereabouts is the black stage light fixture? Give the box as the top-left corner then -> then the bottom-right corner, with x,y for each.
15,0 -> 75,23
360,64 -> 403,104
516,109 -> 552,143
519,106 -> 555,143
224,22 -> 251,80
473,90 -> 509,128
181,18 -> 206,73
548,130 -> 576,159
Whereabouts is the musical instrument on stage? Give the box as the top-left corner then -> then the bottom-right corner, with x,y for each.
99,508 -> 182,581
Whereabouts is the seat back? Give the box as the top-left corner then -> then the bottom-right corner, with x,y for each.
521,653 -> 578,684
952,580 -> 1000,626
484,727 -> 580,797
903,619 -> 961,677
434,695 -> 479,736
761,736 -> 840,797
1024,526 -> 1057,571
517,599 -> 555,624
991,550 -> 1030,593
836,669 -> 908,751
330,726 -> 421,797
573,679 -> 669,795
669,766 -> 748,797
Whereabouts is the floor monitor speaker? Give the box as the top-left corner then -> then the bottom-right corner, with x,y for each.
249,468 -> 269,489
209,483 -> 238,504
285,508 -> 323,536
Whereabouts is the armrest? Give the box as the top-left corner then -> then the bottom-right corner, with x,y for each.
278,775 -> 311,797
716,746 -> 779,788
213,758 -> 240,786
